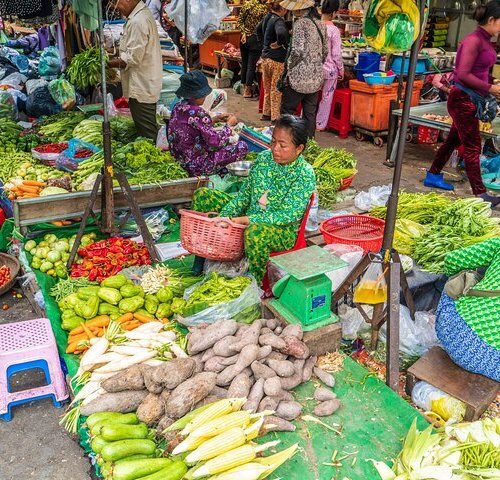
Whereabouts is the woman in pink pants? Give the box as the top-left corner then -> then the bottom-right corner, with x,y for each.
316,0 -> 344,131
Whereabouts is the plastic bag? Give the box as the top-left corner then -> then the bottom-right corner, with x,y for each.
178,275 -> 261,326
0,46 -> 29,73
363,0 -> 420,53
338,304 -> 372,340
38,46 -> 61,78
411,381 -> 466,422
379,306 -> 440,356
26,86 -> 61,118
26,78 -> 48,95
48,78 -> 76,106
324,244 -> 364,292
117,208 -> 171,241
203,88 -> 227,112
159,70 -> 182,107
0,90 -> 17,120
204,258 -> 249,277
156,125 -> 169,151
56,138 -> 100,172
166,0 -> 230,44
354,184 -> 391,211
0,72 -> 27,89
353,262 -> 387,305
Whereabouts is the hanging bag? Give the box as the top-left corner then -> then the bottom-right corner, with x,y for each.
454,83 -> 498,123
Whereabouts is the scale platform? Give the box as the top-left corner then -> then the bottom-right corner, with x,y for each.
269,246 -> 347,331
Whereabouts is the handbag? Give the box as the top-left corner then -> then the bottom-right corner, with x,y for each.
454,82 -> 498,123
444,269 -> 500,299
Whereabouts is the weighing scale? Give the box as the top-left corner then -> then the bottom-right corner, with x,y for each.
269,246 -> 347,331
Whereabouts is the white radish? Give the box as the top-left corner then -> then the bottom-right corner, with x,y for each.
124,323 -> 165,336
93,350 -> 157,374
70,380 -> 101,406
86,371 -> 116,382
168,343 -> 188,358
143,359 -> 166,367
78,337 -> 109,373
81,387 -> 106,406
110,345 -> 152,356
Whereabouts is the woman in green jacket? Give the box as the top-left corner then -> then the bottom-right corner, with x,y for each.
192,115 -> 316,281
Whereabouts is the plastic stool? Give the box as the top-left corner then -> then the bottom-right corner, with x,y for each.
0,318 -> 69,421
327,88 -> 352,138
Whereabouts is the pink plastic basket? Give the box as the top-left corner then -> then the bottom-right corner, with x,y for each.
179,209 -> 247,261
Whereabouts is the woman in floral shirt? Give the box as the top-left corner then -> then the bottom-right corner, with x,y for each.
192,115 -> 316,281
168,70 -> 248,176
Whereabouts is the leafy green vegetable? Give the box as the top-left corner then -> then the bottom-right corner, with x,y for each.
39,112 -> 86,142
66,47 -> 116,89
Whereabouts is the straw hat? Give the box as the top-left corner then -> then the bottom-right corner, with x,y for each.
280,0 -> 315,10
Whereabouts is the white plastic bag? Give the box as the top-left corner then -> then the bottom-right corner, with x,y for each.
166,0 -> 230,44
156,125 -> 169,151
354,184 -> 392,211
411,381 -> 465,422
204,258 -> 249,277
324,244 -> 364,291
177,275 -> 261,326
379,306 -> 440,357
338,304 -> 372,339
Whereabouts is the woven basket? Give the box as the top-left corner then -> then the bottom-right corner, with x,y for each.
0,253 -> 20,296
339,173 -> 357,191
179,209 -> 247,262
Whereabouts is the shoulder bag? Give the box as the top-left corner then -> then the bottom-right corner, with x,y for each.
444,269 -> 500,299
454,82 -> 498,123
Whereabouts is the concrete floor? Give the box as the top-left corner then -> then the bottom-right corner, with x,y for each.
0,88 -> 475,479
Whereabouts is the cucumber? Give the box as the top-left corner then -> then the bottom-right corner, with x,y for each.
112,458 -> 173,480
136,461 -> 187,480
90,414 -> 140,436
86,412 -> 139,430
114,454 -> 156,465
101,439 -> 157,462
90,435 -> 110,454
100,423 -> 149,442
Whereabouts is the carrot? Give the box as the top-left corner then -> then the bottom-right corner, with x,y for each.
66,339 -> 88,354
116,312 -> 134,323
51,221 -> 64,226
23,180 -> 45,187
81,322 -> 95,339
133,312 -> 154,323
121,320 -> 141,331
96,329 -> 105,337
67,333 -> 90,345
18,193 -> 39,198
17,185 -> 39,193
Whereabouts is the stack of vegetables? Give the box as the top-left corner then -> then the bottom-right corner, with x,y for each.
0,264 -> 11,288
303,141 -> 357,208
38,112 -> 87,143
370,194 -> 500,272
372,417 -> 500,480
72,140 -> 188,190
85,411 -> 182,480
25,233 -> 96,278
167,398 -> 298,480
55,273 -> 194,351
70,237 -> 151,281
0,118 -> 39,153
66,46 -> 116,89
62,320 -> 187,432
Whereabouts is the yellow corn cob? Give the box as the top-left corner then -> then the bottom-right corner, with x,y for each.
189,411 -> 252,440
186,427 -> 247,463
193,441 -> 280,478
207,463 -> 270,480
181,398 -> 246,436
254,443 -> 299,475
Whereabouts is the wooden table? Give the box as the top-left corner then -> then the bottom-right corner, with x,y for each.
214,50 -> 242,77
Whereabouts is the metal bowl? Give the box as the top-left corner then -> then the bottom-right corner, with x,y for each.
227,160 -> 253,177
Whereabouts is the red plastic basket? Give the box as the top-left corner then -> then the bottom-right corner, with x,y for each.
179,209 -> 247,261
339,173 -> 356,191
320,215 -> 385,253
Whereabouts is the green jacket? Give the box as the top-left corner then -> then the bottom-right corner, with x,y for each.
220,149 -> 316,226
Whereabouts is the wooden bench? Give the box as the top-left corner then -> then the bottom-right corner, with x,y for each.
406,346 -> 500,421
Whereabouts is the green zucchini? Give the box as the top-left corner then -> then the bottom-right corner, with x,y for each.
136,461 -> 187,480
112,458 -> 173,480
114,454 -> 156,464
101,439 -> 157,462
90,435 -> 110,454
100,423 -> 149,442
86,412 -> 138,430
90,414 -> 140,436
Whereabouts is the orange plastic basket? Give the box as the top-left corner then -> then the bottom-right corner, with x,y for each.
320,215 -> 385,253
179,209 -> 247,261
339,173 -> 356,191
